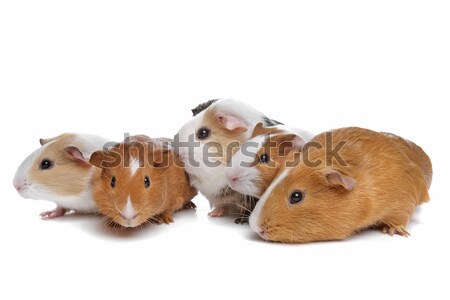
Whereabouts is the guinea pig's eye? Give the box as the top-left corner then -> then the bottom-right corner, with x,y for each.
196,127 -> 211,140
259,153 -> 270,164
289,191 -> 304,205
39,159 -> 54,170
144,176 -> 150,189
111,176 -> 116,188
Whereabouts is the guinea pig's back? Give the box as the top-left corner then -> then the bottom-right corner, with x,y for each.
380,132 -> 432,189
357,128 -> 430,205
317,127 -> 430,205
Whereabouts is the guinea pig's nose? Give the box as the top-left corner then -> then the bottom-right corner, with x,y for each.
228,175 -> 241,187
14,181 -> 25,191
120,213 -> 138,221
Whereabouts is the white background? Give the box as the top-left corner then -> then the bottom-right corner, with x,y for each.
1,1 -> 449,299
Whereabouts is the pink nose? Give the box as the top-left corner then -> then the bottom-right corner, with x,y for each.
121,213 -> 138,221
15,184 -> 22,191
230,176 -> 239,183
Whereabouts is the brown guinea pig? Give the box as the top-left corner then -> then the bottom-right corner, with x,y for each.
249,127 -> 432,243
227,123 -> 311,198
89,135 -> 197,228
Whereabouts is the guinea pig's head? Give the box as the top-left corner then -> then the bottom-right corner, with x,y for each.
90,141 -> 173,228
249,152 -> 357,243
175,99 -> 268,180
227,123 -> 305,198
13,134 -> 92,201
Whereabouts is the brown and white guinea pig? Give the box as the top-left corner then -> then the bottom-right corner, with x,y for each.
249,127 -> 432,243
227,123 -> 313,198
89,135 -> 197,228
175,99 -> 283,219
13,133 -> 110,218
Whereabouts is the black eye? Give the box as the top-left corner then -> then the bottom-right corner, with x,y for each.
196,128 -> 211,140
290,191 -> 304,204
259,153 -> 270,163
39,159 -> 53,170
144,176 -> 150,189
111,176 -> 116,188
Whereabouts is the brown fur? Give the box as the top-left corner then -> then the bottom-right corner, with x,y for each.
90,135 -> 197,227
29,133 -> 91,196
251,122 -> 285,138
253,134 -> 301,196
202,107 -> 245,165
256,127 -> 432,243
380,132 -> 433,188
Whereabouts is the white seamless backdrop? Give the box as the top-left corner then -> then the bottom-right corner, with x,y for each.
0,1 -> 449,300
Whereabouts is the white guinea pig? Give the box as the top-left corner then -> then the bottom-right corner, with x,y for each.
175,99 -> 282,220
13,133 -> 110,218
227,123 -> 313,198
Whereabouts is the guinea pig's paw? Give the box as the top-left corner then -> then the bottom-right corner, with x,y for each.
381,224 -> 410,237
207,207 -> 228,218
183,201 -> 197,210
40,207 -> 68,219
234,216 -> 249,225
154,213 -> 174,225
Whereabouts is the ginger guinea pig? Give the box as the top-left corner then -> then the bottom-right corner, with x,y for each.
227,123 -> 312,198
175,99 -> 283,219
90,135 -> 197,228
13,133 -> 109,218
249,127 -> 432,243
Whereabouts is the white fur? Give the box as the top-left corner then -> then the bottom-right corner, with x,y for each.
226,134 -> 267,197
268,125 -> 315,142
13,141 -> 50,191
23,181 -> 97,212
130,158 -> 140,176
249,168 -> 290,234
13,133 -> 109,213
177,99 -> 271,207
122,195 -> 136,220
71,133 -> 110,160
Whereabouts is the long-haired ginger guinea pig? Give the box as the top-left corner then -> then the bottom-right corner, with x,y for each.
89,135 -> 197,228
227,123 -> 313,198
249,127 -> 432,243
13,133 -> 109,218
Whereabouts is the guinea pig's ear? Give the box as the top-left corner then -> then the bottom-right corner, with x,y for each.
89,150 -> 107,168
322,168 -> 356,191
216,113 -> 248,133
151,149 -> 173,169
65,146 -> 90,166
271,134 -> 305,156
251,123 -> 266,138
40,135 -> 61,146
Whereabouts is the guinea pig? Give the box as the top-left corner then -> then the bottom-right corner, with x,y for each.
13,133 -> 110,218
249,127 -> 432,243
175,99 -> 283,220
89,135 -> 197,228
227,122 -> 313,198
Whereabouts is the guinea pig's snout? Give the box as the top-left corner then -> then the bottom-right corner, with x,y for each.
229,175 -> 240,183
13,179 -> 28,193
120,212 -> 138,221
14,183 -> 23,191
119,198 -> 139,227
254,222 -> 269,240
227,171 -> 241,187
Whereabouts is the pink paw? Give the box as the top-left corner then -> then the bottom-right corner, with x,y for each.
40,207 -> 67,219
208,207 -> 227,218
